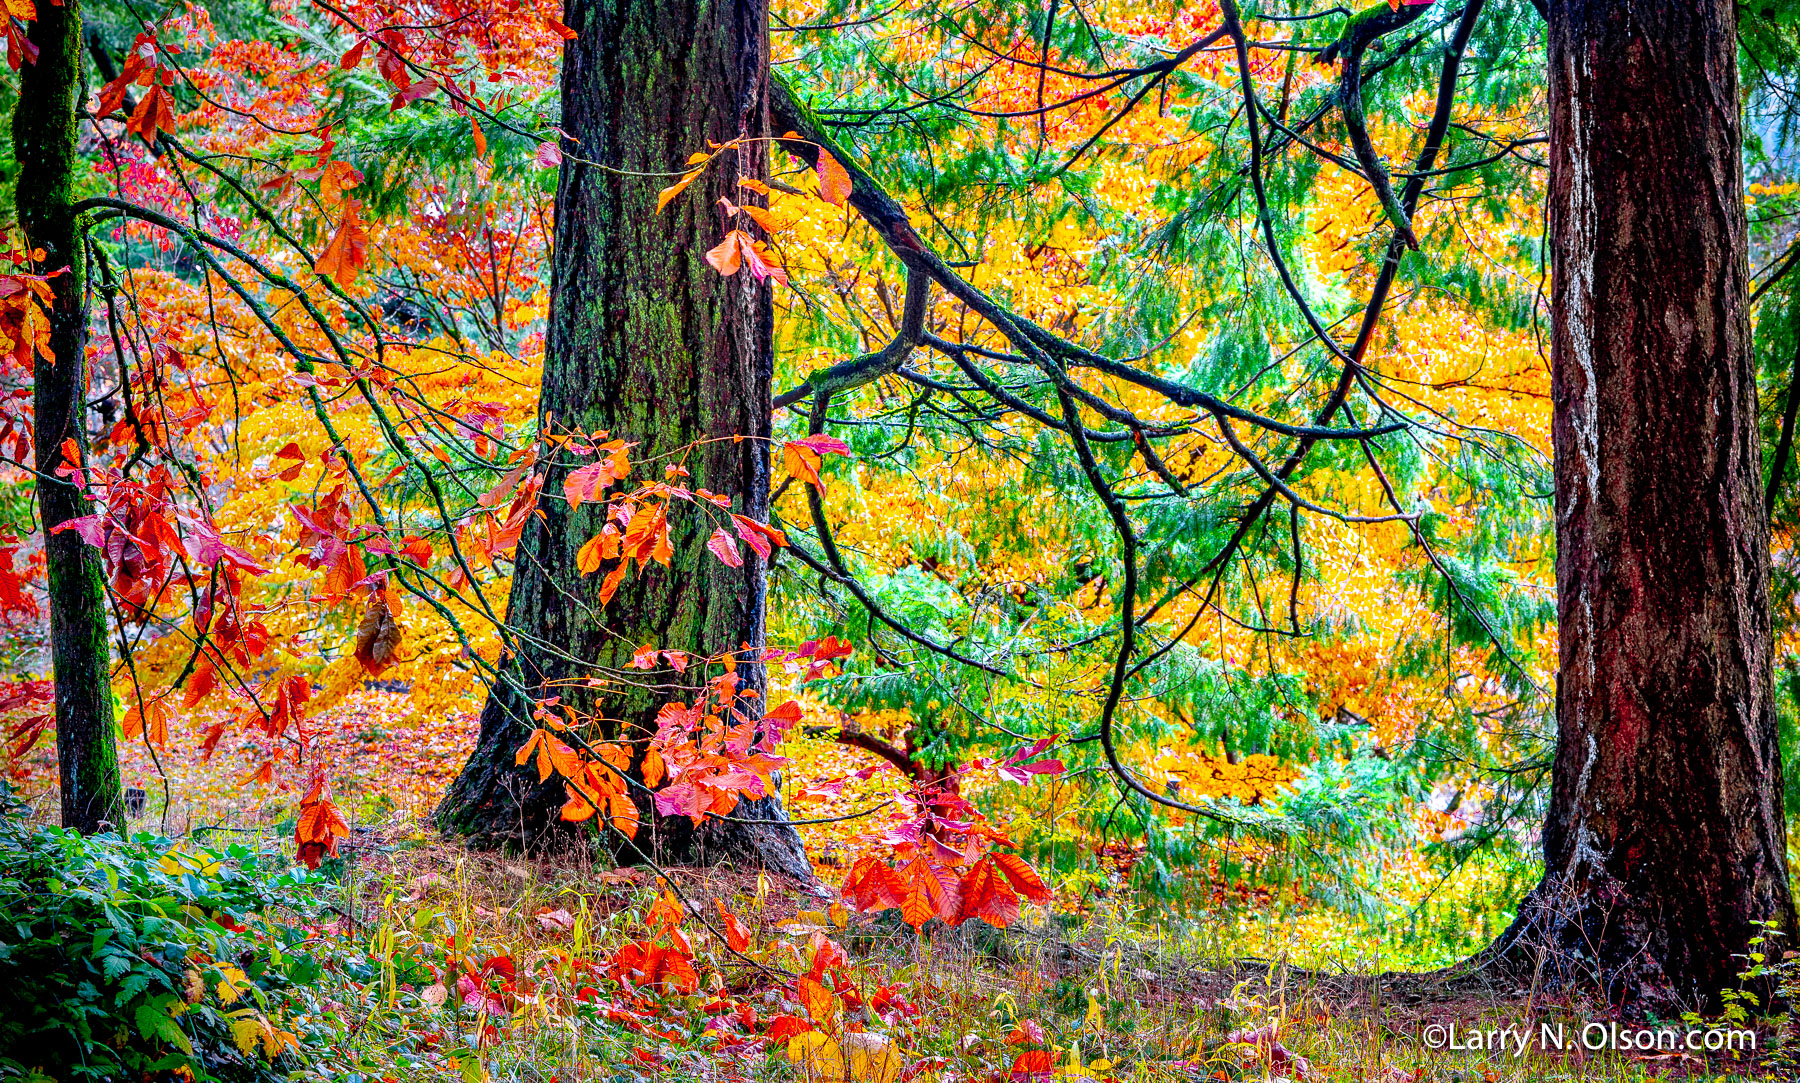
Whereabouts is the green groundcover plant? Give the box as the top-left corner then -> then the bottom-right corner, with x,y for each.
0,805 -> 328,1082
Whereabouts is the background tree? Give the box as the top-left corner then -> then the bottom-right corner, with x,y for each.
432,0 -> 812,876
14,0 -> 123,834
1491,0 -> 1797,1006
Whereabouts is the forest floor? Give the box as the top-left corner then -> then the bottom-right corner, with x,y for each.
276,824 -> 1784,1082
6,691 -> 1788,1081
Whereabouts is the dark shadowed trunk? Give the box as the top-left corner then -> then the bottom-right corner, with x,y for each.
434,0 -> 810,879
1493,0 -> 1795,1009
15,0 -> 124,835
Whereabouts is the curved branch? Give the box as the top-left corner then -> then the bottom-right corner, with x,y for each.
775,267 -> 930,408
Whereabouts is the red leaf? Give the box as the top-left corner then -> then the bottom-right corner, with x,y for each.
991,852 -> 1052,903
715,900 -> 752,952
765,1014 -> 813,1043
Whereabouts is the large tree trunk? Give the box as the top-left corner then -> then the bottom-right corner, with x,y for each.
16,0 -> 124,835
1497,0 -> 1795,1009
435,0 -> 810,879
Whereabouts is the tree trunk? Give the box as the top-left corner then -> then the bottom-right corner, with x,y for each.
1496,0 -> 1796,1009
435,0 -> 810,879
15,0 -> 124,835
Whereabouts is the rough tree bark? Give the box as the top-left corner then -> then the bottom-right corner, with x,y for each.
15,0 -> 125,835
435,0 -> 811,878
1494,0 -> 1796,1008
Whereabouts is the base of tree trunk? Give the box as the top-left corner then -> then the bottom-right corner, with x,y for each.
1474,870 -> 1776,1014
433,688 -> 814,883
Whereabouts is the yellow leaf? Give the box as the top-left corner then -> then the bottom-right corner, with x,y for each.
787,1031 -> 846,1082
230,1018 -> 262,1056
844,1031 -> 901,1083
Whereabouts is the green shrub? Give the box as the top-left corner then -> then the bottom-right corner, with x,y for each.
0,813 -> 328,1082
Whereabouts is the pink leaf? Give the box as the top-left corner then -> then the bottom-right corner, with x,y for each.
707,527 -> 744,567
790,433 -> 851,456
563,460 -> 621,510
535,140 -> 563,168
51,514 -> 108,548
389,77 -> 439,111
731,514 -> 772,560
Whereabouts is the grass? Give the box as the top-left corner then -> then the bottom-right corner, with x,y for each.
238,817 -> 1787,1083
5,692 -> 1787,1081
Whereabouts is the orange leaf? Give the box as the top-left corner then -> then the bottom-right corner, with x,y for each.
315,200 -> 369,286
561,783 -> 597,822
564,456 -> 626,509
782,443 -> 824,491
815,150 -> 851,206
704,231 -> 743,276
472,117 -> 487,159
956,857 -> 1020,928
641,747 -> 665,788
181,655 -> 217,710
125,84 -> 177,147
657,169 -> 702,213
609,788 -> 639,838
577,533 -> 606,576
597,562 -> 627,605
515,728 -> 546,770
796,976 -> 835,1024
1011,1050 -> 1055,1076
737,203 -> 783,235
